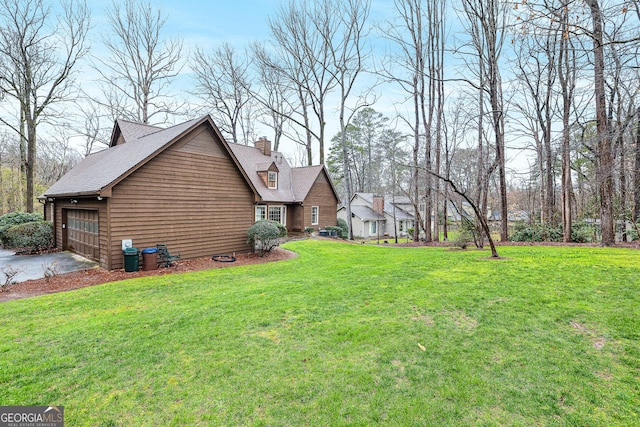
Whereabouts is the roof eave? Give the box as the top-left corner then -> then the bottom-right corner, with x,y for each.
41,190 -> 102,198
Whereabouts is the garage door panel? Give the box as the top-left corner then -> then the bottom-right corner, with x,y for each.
65,209 -> 99,261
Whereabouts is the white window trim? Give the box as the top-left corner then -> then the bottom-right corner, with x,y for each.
268,171 -> 278,189
268,205 -> 286,226
311,206 -> 319,225
370,220 -> 377,235
255,206 -> 266,222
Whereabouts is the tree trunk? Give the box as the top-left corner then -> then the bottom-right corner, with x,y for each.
489,69 -> 508,241
544,115 -> 554,231
421,71 -> 432,242
475,68 -> 485,239
319,106 -> 326,165
340,122 -> 354,240
634,108 -> 640,222
559,10 -> 574,243
536,134 -> 545,229
619,132 -> 627,241
587,0 -> 614,245
0,149 -> 3,214
25,115 -> 36,213
443,190 -> 448,240
431,171 -> 499,258
412,85 -> 422,242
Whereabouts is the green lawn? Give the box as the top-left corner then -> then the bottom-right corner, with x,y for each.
1,240 -> 639,426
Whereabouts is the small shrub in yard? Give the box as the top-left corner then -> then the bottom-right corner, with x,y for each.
1,266 -> 21,292
571,222 -> 596,243
510,221 -> 596,243
452,230 -> 472,249
325,226 -> 344,238
272,221 -> 288,238
305,227 -> 315,234
510,223 -> 562,242
247,220 -> 287,256
42,261 -> 60,283
0,221 -> 54,252
336,218 -> 348,238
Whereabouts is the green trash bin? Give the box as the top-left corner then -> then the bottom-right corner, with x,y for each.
123,247 -> 140,272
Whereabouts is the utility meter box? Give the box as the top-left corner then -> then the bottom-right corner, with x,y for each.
122,239 -> 133,251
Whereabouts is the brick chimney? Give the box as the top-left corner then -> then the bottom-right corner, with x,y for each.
255,136 -> 272,156
372,195 -> 384,216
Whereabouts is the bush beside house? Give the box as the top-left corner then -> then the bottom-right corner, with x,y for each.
0,212 -> 53,252
247,220 -> 287,256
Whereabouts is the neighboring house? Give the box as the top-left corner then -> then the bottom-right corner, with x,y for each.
337,193 -> 414,239
444,199 -> 474,222
41,115 -> 338,270
338,193 -> 481,239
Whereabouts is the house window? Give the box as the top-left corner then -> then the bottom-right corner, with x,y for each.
255,206 -> 266,221
311,206 -> 319,225
268,206 -> 286,225
399,221 -> 404,232
370,221 -> 377,235
268,171 -> 278,189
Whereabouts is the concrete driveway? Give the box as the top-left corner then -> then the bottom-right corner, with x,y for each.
0,247 -> 98,284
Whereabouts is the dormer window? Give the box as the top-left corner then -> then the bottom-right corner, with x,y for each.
268,171 -> 278,189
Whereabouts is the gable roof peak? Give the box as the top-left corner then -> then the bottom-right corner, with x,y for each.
44,115 -> 224,198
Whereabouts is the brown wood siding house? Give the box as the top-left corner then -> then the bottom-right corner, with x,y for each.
42,115 -> 339,270
228,141 -> 339,233
299,170 -> 337,231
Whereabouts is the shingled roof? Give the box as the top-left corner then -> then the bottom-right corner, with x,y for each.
43,116 -> 207,197
111,119 -> 162,145
43,115 -> 337,203
227,143 -> 337,204
349,205 -> 385,221
353,193 -> 414,220
291,165 -> 326,200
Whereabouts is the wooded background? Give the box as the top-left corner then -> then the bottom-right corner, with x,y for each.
0,0 -> 638,245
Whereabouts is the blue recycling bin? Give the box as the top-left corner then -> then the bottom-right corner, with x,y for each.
141,247 -> 158,271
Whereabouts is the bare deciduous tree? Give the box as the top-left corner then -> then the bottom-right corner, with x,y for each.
0,0 -> 89,212
330,0 -> 371,240
557,1 -> 577,243
380,0 -> 429,242
470,0 -> 509,241
585,0 -> 614,245
96,0 -> 184,125
192,43 -> 254,144
513,28 -> 558,234
428,0 -> 446,243
251,45 -> 294,152
454,0 -> 509,242
264,0 -> 344,165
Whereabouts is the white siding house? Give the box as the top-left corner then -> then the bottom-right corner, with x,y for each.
337,193 -> 415,239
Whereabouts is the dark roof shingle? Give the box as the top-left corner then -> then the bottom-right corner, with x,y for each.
43,117 -> 204,197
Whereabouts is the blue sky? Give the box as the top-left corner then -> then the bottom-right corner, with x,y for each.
87,0 -> 276,51
80,0 -> 415,161
89,0 -> 393,50
71,0 -> 533,170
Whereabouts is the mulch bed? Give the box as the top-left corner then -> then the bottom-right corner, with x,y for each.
0,248 -> 296,303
